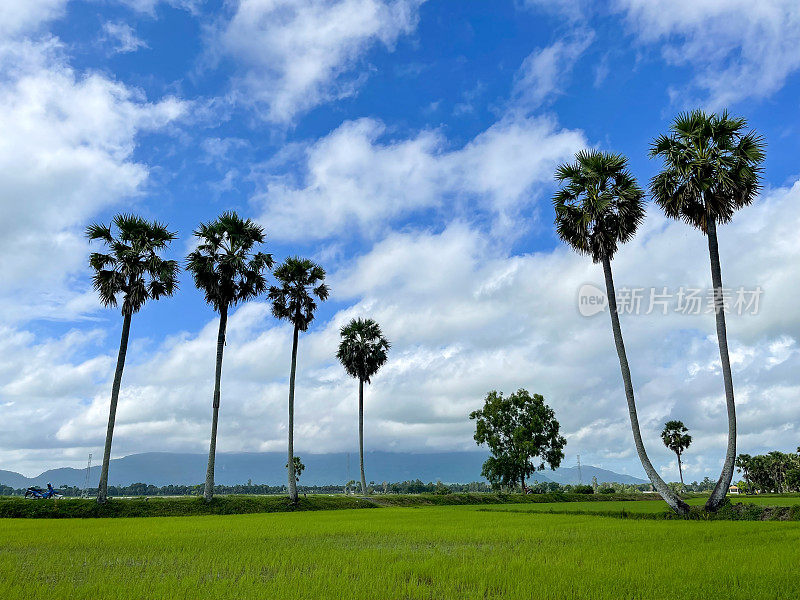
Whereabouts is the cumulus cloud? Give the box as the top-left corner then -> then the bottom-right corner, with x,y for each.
214,0 -> 424,122
253,115 -> 586,239
0,30 -> 185,322
12,180 -> 793,479
0,0 -> 67,38
616,0 -> 800,107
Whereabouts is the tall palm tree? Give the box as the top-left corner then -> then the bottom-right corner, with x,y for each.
86,214 -> 179,503
336,318 -> 391,495
268,257 -> 329,503
187,212 -> 273,503
661,420 -> 692,485
553,149 -> 689,514
650,110 -> 765,511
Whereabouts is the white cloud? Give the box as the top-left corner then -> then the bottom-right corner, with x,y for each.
616,0 -> 800,107
12,179 -> 797,479
0,0 -> 67,38
510,32 -> 594,112
253,114 -> 586,239
101,21 -> 148,54
0,16 -> 186,323
215,0 -> 424,122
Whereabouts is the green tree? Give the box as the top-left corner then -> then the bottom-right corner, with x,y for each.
661,420 -> 692,485
187,212 -> 273,503
336,318 -> 390,495
735,453 -> 752,492
269,257 -> 329,503
286,456 -> 305,483
650,110 -> 765,511
553,150 -> 689,514
470,389 -> 566,493
87,215 -> 179,503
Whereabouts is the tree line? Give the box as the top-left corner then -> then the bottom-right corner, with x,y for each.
735,448 -> 800,494
88,213 -> 390,504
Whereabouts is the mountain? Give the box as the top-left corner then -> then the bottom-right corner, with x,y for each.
539,465 -> 648,486
0,452 -> 646,488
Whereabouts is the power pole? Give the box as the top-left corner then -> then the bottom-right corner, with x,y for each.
82,453 -> 93,497
577,454 -> 582,485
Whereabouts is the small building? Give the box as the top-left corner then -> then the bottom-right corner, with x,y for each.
729,484 -> 740,494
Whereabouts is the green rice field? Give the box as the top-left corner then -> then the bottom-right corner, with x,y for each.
476,494 -> 800,515
2,498 -> 800,599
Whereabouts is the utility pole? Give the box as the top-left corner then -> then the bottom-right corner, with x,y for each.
82,453 -> 93,498
577,454 -> 582,485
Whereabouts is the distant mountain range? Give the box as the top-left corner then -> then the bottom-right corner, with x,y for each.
0,452 -> 647,489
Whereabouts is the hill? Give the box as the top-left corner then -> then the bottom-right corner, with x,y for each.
0,452 -> 647,488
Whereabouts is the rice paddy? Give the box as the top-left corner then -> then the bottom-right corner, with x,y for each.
2,499 -> 799,599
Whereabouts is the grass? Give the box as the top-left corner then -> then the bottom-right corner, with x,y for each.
0,494 -> 379,519
2,504 -> 799,599
0,492 -> 656,519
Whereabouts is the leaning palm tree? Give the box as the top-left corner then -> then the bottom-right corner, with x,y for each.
187,212 -> 273,503
268,257 -> 329,503
86,214 -> 179,503
650,110 -> 765,511
661,420 -> 692,486
336,318 -> 391,495
553,149 -> 689,514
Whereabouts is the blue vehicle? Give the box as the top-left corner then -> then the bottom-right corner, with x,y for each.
24,483 -> 62,499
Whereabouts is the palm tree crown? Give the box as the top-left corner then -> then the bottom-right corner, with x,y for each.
268,257 -> 329,330
337,318 -> 390,383
87,214 -> 180,315
187,212 -> 273,311
661,420 -> 692,455
553,150 -> 645,263
649,110 -> 765,232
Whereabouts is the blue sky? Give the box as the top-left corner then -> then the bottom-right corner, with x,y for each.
2,0 -> 800,480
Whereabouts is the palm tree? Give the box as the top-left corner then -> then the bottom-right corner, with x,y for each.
187,212 -> 273,503
336,318 -> 391,495
661,420 -> 692,486
268,257 -> 329,503
86,214 -> 179,503
553,149 -> 689,514
650,110 -> 765,511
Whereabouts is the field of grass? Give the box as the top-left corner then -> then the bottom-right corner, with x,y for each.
2,502 -> 800,599
476,494 -> 800,516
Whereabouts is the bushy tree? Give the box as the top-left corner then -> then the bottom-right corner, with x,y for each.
470,389 -> 566,492
286,457 -> 305,484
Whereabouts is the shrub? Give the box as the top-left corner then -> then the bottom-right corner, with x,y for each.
573,485 -> 594,494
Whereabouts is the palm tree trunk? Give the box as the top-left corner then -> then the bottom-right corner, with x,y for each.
705,217 -> 737,511
601,253 -> 689,515
287,324 -> 300,503
97,311 -> 132,504
677,453 -> 684,485
358,378 -> 367,495
203,306 -> 227,503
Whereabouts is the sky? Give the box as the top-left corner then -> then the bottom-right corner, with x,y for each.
2,0 -> 800,481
